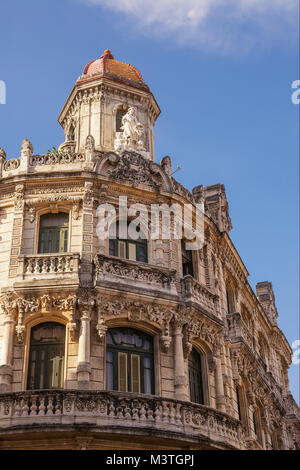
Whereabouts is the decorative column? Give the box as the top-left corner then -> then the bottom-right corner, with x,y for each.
0,312 -> 16,392
76,292 -> 94,389
172,320 -> 188,401
214,347 -> 226,413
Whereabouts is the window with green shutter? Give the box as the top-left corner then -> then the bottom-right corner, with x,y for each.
27,322 -> 65,390
38,212 -> 69,254
109,221 -> 148,263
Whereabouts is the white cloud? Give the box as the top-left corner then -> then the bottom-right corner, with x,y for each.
80,0 -> 298,53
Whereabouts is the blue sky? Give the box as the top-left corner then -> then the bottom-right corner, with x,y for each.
0,0 -> 298,401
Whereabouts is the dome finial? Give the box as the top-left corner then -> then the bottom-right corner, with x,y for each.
101,49 -> 114,60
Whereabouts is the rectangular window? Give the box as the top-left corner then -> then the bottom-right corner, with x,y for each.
131,354 -> 140,393
118,352 -> 128,391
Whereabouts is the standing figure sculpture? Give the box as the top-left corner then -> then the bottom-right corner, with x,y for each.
114,106 -> 148,156
121,107 -> 144,145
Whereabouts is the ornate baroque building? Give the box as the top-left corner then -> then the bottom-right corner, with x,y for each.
0,49 -> 298,450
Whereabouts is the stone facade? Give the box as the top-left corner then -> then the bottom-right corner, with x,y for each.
0,50 -> 298,450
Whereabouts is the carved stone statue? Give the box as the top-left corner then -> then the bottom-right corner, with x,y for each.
122,107 -> 143,144
114,106 -> 147,156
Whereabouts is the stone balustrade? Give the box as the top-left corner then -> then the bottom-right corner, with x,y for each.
181,275 -> 219,317
0,390 -> 246,449
17,253 -> 80,281
1,152 -> 87,178
94,254 -> 177,295
30,153 -> 85,166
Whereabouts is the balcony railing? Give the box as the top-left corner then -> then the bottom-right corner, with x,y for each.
181,275 -> 219,317
0,390 -> 246,449
94,254 -> 177,295
17,253 -> 80,280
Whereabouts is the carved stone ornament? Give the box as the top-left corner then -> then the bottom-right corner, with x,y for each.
21,138 -> 33,158
28,207 -> 36,223
106,152 -> 163,189
14,184 -> 25,210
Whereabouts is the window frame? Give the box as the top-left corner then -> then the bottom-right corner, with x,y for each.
181,240 -> 194,277
27,322 -> 66,391
109,221 -> 148,263
106,328 -> 154,395
37,212 -> 69,254
188,347 -> 204,405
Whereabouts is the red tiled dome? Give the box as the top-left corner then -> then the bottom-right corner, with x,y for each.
81,49 -> 144,84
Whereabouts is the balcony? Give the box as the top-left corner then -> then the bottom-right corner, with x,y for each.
0,390 -> 246,449
181,276 -> 219,317
94,254 -> 177,297
15,253 -> 80,286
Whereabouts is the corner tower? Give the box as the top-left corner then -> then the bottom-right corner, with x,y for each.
58,49 -> 160,160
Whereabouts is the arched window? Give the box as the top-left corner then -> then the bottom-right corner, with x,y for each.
188,348 -> 204,404
106,328 -> 154,394
27,322 -> 65,390
236,387 -> 242,421
109,221 -> 148,263
116,107 -> 127,133
182,241 -> 194,277
226,285 -> 235,313
252,408 -> 263,446
236,385 -> 249,431
38,212 -> 69,254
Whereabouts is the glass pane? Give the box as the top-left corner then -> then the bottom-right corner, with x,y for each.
48,230 -> 53,253
39,349 -> 45,389
143,357 -> 152,394
116,108 -> 126,133
40,212 -> 69,228
118,352 -> 128,392
63,229 -> 68,252
137,245 -> 147,262
131,354 -> 140,393
109,239 -> 116,256
106,351 -> 114,390
29,350 -> 36,389
108,328 -> 153,352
